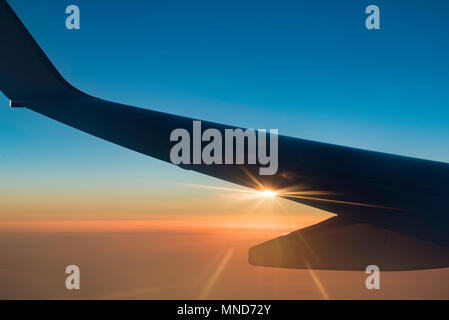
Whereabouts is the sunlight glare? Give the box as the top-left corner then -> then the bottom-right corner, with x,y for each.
259,189 -> 277,198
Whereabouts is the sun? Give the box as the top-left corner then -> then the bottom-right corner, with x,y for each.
259,189 -> 277,198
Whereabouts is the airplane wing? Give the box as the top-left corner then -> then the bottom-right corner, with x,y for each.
1,0 -> 449,270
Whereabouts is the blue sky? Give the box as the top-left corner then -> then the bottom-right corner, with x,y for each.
1,0 -> 449,219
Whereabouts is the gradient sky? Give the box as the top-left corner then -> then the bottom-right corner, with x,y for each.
1,0 -> 449,221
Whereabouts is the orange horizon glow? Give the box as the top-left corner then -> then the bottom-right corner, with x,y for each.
0,215 -> 327,233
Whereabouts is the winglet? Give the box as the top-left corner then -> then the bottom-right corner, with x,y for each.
0,0 -> 86,102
